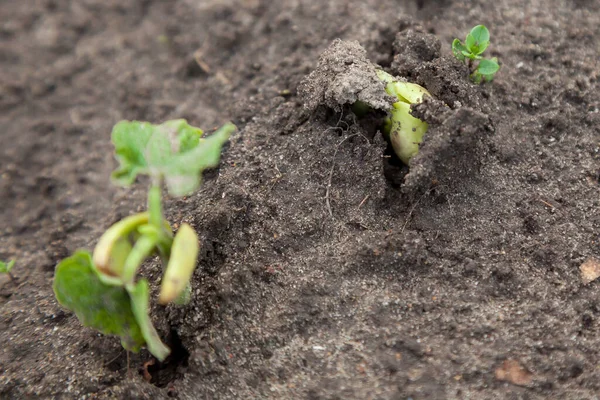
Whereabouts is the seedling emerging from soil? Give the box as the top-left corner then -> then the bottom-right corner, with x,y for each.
53,119 -> 235,361
376,70 -> 431,165
0,259 -> 15,280
452,25 -> 500,83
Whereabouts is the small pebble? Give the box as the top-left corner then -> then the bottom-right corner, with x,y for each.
580,257 -> 600,284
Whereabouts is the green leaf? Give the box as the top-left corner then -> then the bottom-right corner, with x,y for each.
477,58 -> 500,76
53,251 -> 145,352
452,39 -> 468,61
465,51 -> 481,60
474,41 -> 490,55
127,280 -> 170,361
111,121 -> 155,186
470,25 -> 490,44
163,122 -> 236,196
111,119 -> 235,197
0,260 -> 15,274
465,25 -> 490,55
163,119 -> 204,153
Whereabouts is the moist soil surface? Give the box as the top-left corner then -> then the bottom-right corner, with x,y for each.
1,0 -> 600,399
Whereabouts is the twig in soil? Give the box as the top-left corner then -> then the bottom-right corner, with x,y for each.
536,197 -> 562,214
539,198 -> 555,209
358,194 -> 370,209
193,41 -> 211,74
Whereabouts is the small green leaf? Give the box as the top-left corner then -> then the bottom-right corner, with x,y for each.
465,33 -> 475,52
163,122 -> 235,196
111,121 -> 155,186
452,39 -> 468,61
111,119 -> 235,197
466,25 -> 490,55
163,119 -> 203,153
477,58 -> 500,76
127,280 -> 170,361
0,260 -> 15,274
53,251 -> 145,352
477,41 -> 490,55
470,25 -> 490,44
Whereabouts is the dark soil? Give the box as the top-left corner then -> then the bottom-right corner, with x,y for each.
1,0 -> 599,399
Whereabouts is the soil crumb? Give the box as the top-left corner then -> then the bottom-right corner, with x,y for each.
298,39 -> 394,112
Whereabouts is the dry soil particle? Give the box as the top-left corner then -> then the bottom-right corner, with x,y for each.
298,39 -> 395,113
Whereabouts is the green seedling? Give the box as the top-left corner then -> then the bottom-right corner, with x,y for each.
452,25 -> 500,83
53,119 -> 236,361
0,259 -> 15,280
376,70 -> 431,165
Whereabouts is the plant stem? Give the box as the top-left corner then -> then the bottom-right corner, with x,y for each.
126,279 -> 171,361
147,184 -> 174,263
148,185 -> 163,229
121,235 -> 159,284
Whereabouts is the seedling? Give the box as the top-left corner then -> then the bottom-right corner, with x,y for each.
0,259 -> 15,281
376,70 -> 431,165
452,25 -> 500,83
53,119 -> 235,361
